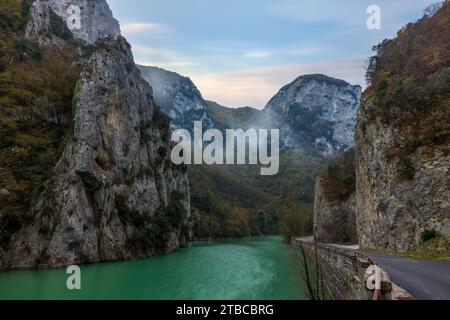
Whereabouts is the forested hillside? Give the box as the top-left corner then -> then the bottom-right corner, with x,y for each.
0,0 -> 80,250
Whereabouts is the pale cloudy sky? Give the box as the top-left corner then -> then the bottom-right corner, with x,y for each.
107,0 -> 438,108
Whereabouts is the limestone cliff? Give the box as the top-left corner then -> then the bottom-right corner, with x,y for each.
0,0 -> 190,270
356,103 -> 449,251
25,0 -> 120,45
354,3 -> 450,252
264,74 -> 362,156
138,65 -> 214,130
312,4 -> 449,252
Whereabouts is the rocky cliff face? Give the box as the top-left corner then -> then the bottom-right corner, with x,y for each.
264,74 -> 362,156
355,101 -> 449,252
26,0 -> 120,45
313,4 -> 450,253
0,0 -> 190,270
139,65 -> 213,130
314,179 -> 357,244
354,3 -> 450,252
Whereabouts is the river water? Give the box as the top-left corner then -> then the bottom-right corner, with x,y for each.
0,236 -> 307,300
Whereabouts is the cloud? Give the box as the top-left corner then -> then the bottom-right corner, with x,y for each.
132,45 -> 199,69
132,45 -> 174,58
287,48 -> 323,56
138,61 -> 200,68
267,0 -> 437,25
243,51 -> 273,59
188,58 -> 366,109
121,22 -> 170,35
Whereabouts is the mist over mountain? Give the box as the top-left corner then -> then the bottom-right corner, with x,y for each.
138,66 -> 361,239
139,65 -> 214,130
140,67 -> 362,158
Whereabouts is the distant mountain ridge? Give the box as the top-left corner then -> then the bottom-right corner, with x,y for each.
139,67 -> 362,158
138,65 -> 213,130
205,100 -> 263,130
138,66 -> 361,240
264,74 -> 362,156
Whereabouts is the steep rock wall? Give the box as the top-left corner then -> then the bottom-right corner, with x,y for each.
25,0 -> 120,45
264,74 -> 362,156
0,0 -> 190,270
355,101 -> 449,252
354,3 -> 450,252
139,65 -> 214,130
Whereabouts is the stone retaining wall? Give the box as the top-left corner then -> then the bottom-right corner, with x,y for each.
292,239 -> 393,300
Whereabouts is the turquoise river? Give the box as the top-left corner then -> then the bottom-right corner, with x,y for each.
0,236 -> 307,300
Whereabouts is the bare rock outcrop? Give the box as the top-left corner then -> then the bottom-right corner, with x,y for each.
354,3 -> 450,252
355,101 -> 449,252
264,74 -> 362,156
313,3 -> 449,253
25,0 -> 120,45
0,0 -> 190,270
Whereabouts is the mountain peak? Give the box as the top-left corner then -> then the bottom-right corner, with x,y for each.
26,0 -> 121,45
138,65 -> 213,130
290,74 -> 361,89
264,74 -> 362,156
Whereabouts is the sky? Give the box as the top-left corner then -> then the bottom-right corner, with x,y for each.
107,0 -> 438,108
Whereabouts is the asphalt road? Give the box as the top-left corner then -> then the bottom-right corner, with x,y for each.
364,253 -> 450,300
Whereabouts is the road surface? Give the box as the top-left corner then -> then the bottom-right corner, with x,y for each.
364,252 -> 450,300
294,238 -> 450,300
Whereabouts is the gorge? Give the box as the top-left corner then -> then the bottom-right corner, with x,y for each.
0,0 -> 448,302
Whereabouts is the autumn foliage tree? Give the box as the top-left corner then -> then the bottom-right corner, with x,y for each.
364,0 -> 450,160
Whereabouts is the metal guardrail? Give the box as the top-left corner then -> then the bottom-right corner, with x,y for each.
292,238 -> 377,266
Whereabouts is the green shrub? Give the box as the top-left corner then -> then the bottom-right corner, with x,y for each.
20,0 -> 33,19
12,39 -> 42,60
157,146 -> 167,158
152,105 -> 170,141
0,214 -> 23,249
38,225 -> 51,238
398,156 -> 416,180
321,149 -> 356,202
49,9 -> 72,40
0,10 -> 17,32
287,103 -> 334,143
0,48 -> 5,72
0,1 -> 81,245
77,171 -> 102,192
127,212 -> 172,252
116,196 -> 151,226
280,202 -> 313,243
167,191 -> 187,227
421,229 -> 440,242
